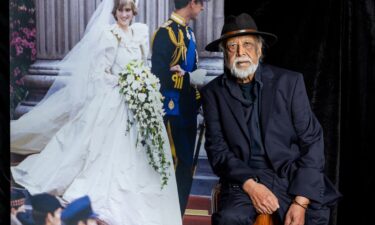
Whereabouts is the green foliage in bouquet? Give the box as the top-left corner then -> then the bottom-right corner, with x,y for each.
118,60 -> 171,188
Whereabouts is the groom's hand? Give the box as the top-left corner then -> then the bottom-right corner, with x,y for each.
170,65 -> 185,76
242,178 -> 280,214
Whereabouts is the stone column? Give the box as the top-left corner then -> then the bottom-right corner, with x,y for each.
36,0 -> 102,59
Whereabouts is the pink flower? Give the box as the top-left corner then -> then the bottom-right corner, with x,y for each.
16,46 -> 23,56
13,67 -> 21,77
22,28 -> 29,35
29,42 -> 35,49
16,79 -> 23,85
18,5 -> 27,11
14,37 -> 22,44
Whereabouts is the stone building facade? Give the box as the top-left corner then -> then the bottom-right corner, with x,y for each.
15,0 -> 224,118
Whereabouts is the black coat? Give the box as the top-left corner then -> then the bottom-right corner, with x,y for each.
202,64 -> 341,206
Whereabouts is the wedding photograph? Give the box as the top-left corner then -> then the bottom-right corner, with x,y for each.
3,0 -> 374,225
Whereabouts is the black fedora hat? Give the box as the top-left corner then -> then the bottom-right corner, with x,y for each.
205,13 -> 277,52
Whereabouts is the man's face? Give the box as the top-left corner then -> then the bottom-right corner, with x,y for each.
190,0 -> 204,20
224,35 -> 262,79
48,208 -> 62,225
78,218 -> 98,225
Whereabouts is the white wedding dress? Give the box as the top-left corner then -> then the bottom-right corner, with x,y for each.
11,22 -> 182,225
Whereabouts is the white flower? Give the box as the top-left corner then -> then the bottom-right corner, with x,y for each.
126,74 -> 135,83
131,81 -> 141,90
134,67 -> 143,75
118,60 -> 170,188
138,93 -> 147,102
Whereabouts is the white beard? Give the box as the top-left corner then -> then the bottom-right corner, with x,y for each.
229,57 -> 259,79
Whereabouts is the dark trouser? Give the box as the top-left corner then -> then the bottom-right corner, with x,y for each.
166,118 -> 197,216
212,168 -> 331,225
175,160 -> 194,215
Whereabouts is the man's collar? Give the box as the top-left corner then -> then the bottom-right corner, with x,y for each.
171,12 -> 187,26
254,65 -> 263,87
223,64 -> 263,87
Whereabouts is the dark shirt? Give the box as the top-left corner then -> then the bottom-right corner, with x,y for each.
238,73 -> 269,169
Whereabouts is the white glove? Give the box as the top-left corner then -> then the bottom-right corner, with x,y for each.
189,69 -> 207,89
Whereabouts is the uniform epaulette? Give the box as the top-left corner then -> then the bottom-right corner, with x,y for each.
151,20 -> 172,49
161,20 -> 173,28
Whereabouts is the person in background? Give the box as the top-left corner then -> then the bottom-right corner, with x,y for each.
11,189 -> 27,225
61,196 -> 98,225
30,193 -> 63,225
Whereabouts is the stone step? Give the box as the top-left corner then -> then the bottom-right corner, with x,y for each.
183,214 -> 211,225
184,195 -> 212,225
191,157 -> 219,196
193,157 -> 214,177
186,195 -> 211,212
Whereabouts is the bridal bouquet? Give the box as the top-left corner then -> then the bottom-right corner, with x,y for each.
118,60 -> 170,188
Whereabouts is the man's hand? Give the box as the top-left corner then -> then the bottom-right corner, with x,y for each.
242,178 -> 280,214
170,65 -> 185,76
284,196 -> 309,225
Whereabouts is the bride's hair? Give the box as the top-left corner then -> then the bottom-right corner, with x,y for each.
112,0 -> 138,18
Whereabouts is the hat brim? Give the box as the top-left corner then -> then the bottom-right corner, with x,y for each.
205,30 -> 278,52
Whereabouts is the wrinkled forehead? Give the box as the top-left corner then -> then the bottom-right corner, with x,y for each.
226,35 -> 259,44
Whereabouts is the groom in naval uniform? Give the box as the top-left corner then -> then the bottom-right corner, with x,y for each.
151,0 -> 207,216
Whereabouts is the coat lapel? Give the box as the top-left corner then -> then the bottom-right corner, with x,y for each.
221,76 -> 251,146
260,65 -> 276,139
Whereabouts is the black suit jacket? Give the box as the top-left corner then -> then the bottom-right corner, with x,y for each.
202,64 -> 341,206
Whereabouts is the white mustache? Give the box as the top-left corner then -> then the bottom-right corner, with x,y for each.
230,56 -> 259,79
233,57 -> 253,65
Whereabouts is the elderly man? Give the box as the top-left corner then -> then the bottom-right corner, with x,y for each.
202,13 -> 341,225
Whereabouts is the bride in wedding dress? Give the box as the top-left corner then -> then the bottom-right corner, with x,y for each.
11,0 -> 182,224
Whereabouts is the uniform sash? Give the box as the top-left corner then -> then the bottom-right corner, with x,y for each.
181,29 -> 196,72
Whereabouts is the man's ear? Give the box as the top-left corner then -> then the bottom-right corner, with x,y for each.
77,221 -> 86,225
256,44 -> 263,60
189,0 -> 195,7
46,212 -> 54,222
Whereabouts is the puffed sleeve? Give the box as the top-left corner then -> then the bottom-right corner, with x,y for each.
90,28 -> 119,86
131,22 -> 149,61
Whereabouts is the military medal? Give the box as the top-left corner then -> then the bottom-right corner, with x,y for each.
168,99 -> 175,110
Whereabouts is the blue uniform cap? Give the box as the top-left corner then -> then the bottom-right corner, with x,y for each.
61,196 -> 98,224
11,189 -> 26,208
30,193 -> 62,213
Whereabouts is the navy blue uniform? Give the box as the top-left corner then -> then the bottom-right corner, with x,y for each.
151,12 -> 201,215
